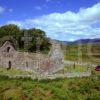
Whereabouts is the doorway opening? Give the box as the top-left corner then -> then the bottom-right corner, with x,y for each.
7,61 -> 12,70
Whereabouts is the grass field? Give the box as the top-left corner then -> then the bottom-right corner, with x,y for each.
55,65 -> 88,74
0,67 -> 34,76
0,73 -> 100,100
0,67 -> 100,100
64,65 -> 88,73
63,44 -> 100,64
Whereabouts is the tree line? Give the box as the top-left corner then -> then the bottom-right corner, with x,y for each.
0,24 -> 51,53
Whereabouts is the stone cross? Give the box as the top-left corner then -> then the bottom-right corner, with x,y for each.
36,37 -> 41,52
22,32 -> 32,52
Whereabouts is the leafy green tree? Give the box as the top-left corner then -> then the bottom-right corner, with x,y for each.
0,24 -> 21,48
0,24 -> 20,39
0,24 -> 51,53
27,28 -> 51,53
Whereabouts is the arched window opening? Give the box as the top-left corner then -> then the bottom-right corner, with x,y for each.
7,47 -> 10,52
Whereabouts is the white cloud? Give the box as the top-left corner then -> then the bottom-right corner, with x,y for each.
0,6 -> 13,14
9,8 -> 13,13
7,21 -> 24,27
34,6 -> 42,10
0,6 -> 5,14
7,3 -> 100,41
46,0 -> 51,2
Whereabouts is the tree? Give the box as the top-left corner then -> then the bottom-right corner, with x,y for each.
0,24 -> 21,48
0,24 -> 51,53
27,28 -> 51,53
0,24 -> 20,39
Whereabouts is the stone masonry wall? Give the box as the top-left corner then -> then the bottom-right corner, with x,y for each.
0,40 -> 64,75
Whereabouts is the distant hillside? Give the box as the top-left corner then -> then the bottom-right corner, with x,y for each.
73,38 -> 100,44
56,38 -> 100,45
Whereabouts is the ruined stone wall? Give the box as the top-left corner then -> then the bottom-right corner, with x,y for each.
0,41 -> 64,74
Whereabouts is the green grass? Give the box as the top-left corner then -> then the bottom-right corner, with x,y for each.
64,65 -> 88,73
0,68 -> 100,100
55,65 -> 88,74
64,44 -> 100,64
0,67 -> 34,76
0,73 -> 100,100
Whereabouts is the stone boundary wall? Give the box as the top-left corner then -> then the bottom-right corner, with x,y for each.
0,72 -> 91,80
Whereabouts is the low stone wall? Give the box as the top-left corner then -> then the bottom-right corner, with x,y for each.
0,71 -> 91,80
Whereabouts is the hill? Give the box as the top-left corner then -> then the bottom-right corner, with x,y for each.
73,38 -> 100,44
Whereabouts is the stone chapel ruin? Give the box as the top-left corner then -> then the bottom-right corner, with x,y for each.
0,40 -> 64,75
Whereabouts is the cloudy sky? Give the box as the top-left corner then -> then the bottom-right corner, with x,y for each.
0,0 -> 100,41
